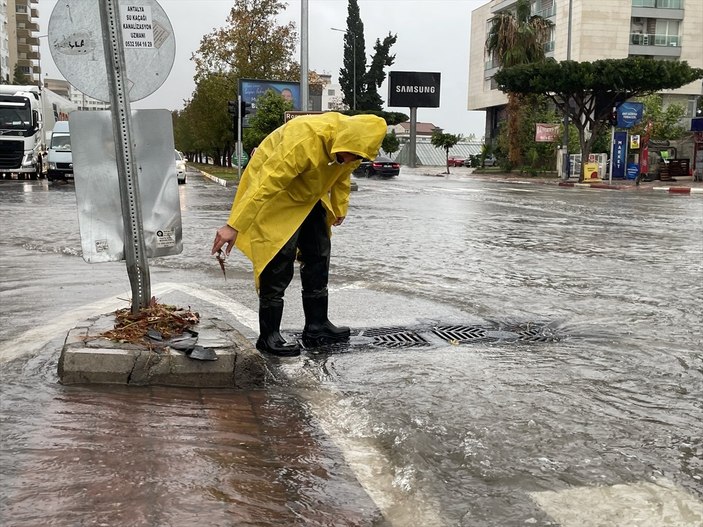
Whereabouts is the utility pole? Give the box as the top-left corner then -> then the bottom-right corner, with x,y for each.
300,0 -> 309,110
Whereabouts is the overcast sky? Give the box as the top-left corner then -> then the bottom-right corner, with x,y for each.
38,0 -> 487,137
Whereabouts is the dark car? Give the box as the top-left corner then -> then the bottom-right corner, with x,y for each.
353,155 -> 400,178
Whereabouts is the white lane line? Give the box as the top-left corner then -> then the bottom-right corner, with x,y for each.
0,283 -> 177,363
530,477 -> 703,527
169,282 -> 259,331
167,282 -> 446,527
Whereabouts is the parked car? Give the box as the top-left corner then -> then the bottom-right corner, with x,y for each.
175,150 -> 186,184
483,155 -> 498,167
353,155 -> 400,178
447,156 -> 466,167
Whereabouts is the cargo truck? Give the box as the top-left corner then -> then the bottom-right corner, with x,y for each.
0,85 -> 77,179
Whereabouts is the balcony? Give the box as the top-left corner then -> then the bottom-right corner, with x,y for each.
630,32 -> 681,46
534,5 -> 556,19
630,32 -> 682,58
632,0 -> 683,7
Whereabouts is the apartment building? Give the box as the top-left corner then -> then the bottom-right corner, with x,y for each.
1,1 -> 9,82
467,0 -> 703,141
3,0 -> 40,84
43,77 -> 111,111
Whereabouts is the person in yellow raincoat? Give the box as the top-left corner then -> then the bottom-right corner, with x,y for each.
211,112 -> 387,357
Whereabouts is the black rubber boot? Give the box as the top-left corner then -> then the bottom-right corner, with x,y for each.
256,302 -> 300,357
301,295 -> 350,348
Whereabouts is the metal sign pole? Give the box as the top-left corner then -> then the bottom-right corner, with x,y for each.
238,94 -> 242,181
409,107 -> 417,168
99,0 -> 151,313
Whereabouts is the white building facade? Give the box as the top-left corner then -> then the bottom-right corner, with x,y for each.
4,0 -> 41,84
467,0 -> 703,141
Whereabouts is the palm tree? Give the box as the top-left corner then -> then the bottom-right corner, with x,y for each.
485,0 -> 553,167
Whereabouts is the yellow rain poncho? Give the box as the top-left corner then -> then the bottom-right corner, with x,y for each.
227,112 -> 387,285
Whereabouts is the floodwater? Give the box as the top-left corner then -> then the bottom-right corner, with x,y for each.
1,169 -> 701,526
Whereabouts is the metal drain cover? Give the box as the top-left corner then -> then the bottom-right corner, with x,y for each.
291,321 -> 562,355
432,325 -> 488,343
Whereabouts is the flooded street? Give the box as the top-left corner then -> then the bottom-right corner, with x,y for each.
1,170 -> 702,526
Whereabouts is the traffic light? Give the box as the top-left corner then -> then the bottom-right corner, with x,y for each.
609,106 -> 618,127
227,100 -> 239,139
240,100 -> 252,128
227,100 -> 238,117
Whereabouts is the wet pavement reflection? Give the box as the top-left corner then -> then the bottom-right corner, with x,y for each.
1,169 -> 701,526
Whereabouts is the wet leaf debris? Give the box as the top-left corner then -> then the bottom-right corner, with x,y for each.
99,298 -> 200,347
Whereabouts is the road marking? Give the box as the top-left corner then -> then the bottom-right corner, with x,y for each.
0,283 -> 177,363
530,477 -> 703,526
165,282 -> 447,526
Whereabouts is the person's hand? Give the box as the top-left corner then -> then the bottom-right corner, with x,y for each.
333,216 -> 345,226
212,224 -> 238,256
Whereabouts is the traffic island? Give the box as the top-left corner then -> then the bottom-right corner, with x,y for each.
58,314 -> 270,388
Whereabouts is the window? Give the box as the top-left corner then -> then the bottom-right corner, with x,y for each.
657,0 -> 682,7
685,98 -> 697,119
327,89 -> 335,96
655,19 -> 680,46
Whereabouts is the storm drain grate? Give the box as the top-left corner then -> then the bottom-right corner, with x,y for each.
432,325 -> 488,344
516,325 -> 560,342
362,328 -> 430,348
291,321 -> 562,355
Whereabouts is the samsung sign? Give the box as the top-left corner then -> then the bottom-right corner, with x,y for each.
388,71 -> 441,108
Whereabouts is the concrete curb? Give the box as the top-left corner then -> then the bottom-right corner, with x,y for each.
199,169 -> 232,187
558,181 -> 703,195
58,314 -> 271,388
652,186 -> 703,194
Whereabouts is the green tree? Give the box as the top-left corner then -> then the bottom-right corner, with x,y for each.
192,0 -> 297,82
12,65 -> 31,85
339,0 -> 396,111
185,74 -> 238,166
186,0 -> 302,164
495,94 -> 560,173
431,130 -> 462,174
494,57 -> 703,174
382,131 -> 400,156
631,94 -> 686,141
243,89 -> 293,152
485,0 -> 553,167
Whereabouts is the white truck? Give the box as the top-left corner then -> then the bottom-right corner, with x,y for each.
0,85 -> 77,179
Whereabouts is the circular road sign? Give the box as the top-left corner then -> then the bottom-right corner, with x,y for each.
48,0 -> 176,103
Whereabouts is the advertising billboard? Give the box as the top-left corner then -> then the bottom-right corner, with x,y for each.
535,123 -> 560,142
239,79 -> 301,126
612,131 -> 628,179
388,71 -> 441,108
617,102 -> 644,129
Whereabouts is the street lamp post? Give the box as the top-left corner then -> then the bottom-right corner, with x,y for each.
562,0 -> 573,180
331,27 -> 356,110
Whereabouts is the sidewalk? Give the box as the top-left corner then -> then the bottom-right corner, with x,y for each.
401,165 -> 703,194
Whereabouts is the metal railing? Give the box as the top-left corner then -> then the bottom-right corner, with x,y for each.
632,0 -> 682,8
534,5 -> 556,18
630,33 -> 681,46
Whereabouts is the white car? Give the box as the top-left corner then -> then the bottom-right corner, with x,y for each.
175,150 -> 186,184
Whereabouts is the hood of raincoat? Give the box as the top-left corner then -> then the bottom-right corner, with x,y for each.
226,112 -> 387,286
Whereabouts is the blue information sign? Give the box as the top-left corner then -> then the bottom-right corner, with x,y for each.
612,131 -> 628,179
617,102 -> 644,129
626,162 -> 640,180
